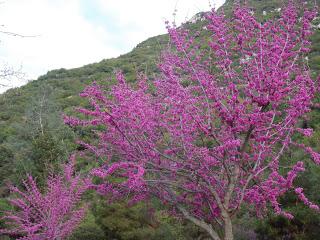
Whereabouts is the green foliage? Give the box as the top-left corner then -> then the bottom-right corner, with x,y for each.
92,198 -> 203,240
0,198 -> 11,240
255,207 -> 320,240
29,133 -> 65,181
0,85 -> 77,188
69,212 -> 105,240
0,146 -> 13,183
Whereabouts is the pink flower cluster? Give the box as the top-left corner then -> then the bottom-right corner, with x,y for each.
1,156 -> 88,240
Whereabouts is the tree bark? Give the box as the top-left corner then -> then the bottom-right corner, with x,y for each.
223,213 -> 233,240
178,206 -> 221,240
178,206 -> 235,240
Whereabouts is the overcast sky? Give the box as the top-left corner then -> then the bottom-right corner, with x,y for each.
0,0 -> 225,93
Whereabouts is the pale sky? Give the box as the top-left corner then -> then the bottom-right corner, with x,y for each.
0,0 -> 225,93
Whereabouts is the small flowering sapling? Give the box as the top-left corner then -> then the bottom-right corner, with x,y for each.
65,3 -> 320,240
0,156 -> 88,240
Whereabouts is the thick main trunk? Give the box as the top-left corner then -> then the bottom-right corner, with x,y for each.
178,206 -> 221,240
223,215 -> 233,240
178,206 -> 235,240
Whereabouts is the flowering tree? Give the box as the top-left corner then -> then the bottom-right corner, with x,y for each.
0,156 -> 87,240
65,3 -> 319,240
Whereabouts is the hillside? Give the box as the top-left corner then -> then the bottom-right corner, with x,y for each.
0,0 -> 320,239
0,11 -> 212,184
0,32 -> 170,181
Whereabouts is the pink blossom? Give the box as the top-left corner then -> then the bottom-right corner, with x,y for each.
65,2 -> 319,239
1,157 -> 88,240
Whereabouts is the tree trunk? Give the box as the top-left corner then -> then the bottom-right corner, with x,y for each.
223,214 -> 234,240
178,206 -> 221,240
178,206 -> 235,240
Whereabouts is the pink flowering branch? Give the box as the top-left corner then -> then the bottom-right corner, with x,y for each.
0,156 -> 88,240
